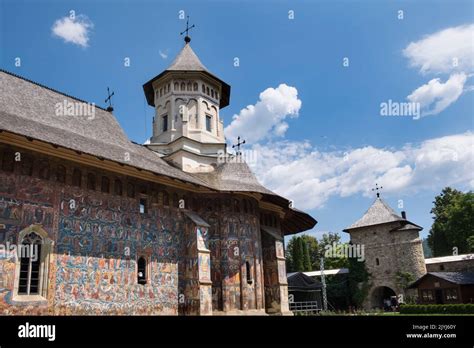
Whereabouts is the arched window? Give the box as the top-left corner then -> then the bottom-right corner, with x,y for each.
243,200 -> 248,214
21,155 -> 33,176
18,232 -> 43,295
56,165 -> 66,183
163,191 -> 169,206
187,82 -> 192,91
38,161 -> 50,180
246,261 -> 253,284
127,182 -> 135,198
1,150 -> 14,172
87,173 -> 96,190
211,89 -> 214,98
72,168 -> 82,187
137,256 -> 147,285
193,82 -> 198,91
174,82 -> 179,91
233,199 -> 240,213
181,82 -> 185,91
376,258 -> 380,266
206,86 -> 210,95
173,193 -> 179,208
101,176 -> 110,193
167,83 -> 170,93
206,115 -> 212,132
216,92 -> 219,99
202,84 -> 205,93
114,179 -> 122,196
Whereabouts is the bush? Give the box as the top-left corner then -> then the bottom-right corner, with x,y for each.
399,304 -> 474,314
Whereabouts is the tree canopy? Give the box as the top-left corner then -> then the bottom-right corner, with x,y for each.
427,187 -> 474,257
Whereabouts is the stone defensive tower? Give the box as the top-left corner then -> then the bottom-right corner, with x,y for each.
343,197 -> 426,309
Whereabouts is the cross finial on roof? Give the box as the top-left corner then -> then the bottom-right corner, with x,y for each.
232,136 -> 246,155
180,16 -> 195,44
372,183 -> 383,198
105,87 -> 115,112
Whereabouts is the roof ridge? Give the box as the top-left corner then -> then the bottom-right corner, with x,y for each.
0,68 -> 110,112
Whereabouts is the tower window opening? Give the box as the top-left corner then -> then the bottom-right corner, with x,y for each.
162,115 -> 168,132
206,115 -> 212,132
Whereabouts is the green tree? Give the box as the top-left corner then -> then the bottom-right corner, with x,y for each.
286,235 -> 319,272
291,237 -> 305,272
300,235 -> 319,269
347,256 -> 371,308
303,240 -> 312,271
396,271 -> 415,290
428,188 -> 474,256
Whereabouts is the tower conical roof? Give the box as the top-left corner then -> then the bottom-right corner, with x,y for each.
166,44 -> 208,71
143,43 -> 231,108
344,198 -> 404,231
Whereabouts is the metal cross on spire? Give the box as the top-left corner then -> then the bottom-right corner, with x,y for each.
180,16 -> 195,44
372,183 -> 383,198
105,87 -> 115,112
232,136 -> 246,155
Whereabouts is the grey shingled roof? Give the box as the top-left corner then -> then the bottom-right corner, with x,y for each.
391,222 -> 422,232
344,198 -> 404,231
167,44 -> 208,71
193,161 -> 276,195
0,69 -> 210,187
409,272 -> 474,288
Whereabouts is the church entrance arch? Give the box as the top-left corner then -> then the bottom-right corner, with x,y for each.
370,286 -> 396,310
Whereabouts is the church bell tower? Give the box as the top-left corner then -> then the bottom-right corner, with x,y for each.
143,23 -> 231,173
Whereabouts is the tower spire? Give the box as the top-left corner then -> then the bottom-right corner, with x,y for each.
180,16 -> 195,44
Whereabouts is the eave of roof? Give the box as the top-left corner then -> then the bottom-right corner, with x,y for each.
0,69 -> 315,235
344,197 -> 421,232
408,272 -> 474,288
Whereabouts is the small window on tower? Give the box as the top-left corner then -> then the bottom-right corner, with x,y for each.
193,83 -> 198,91
376,258 -> 380,266
206,115 -> 212,132
162,115 -> 168,132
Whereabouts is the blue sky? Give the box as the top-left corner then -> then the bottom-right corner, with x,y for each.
1,0 -> 473,243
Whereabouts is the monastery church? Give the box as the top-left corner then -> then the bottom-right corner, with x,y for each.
0,33 -> 316,315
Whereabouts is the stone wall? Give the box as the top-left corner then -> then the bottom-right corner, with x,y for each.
348,222 -> 426,309
426,258 -> 474,272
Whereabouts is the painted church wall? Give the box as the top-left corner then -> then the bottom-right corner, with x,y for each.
0,144 -> 287,315
0,145 -> 182,315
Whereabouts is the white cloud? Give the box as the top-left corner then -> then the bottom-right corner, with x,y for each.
407,73 -> 467,116
403,24 -> 474,75
403,24 -> 474,116
159,50 -> 168,59
249,132 -> 474,210
52,15 -> 93,48
224,84 -> 301,144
